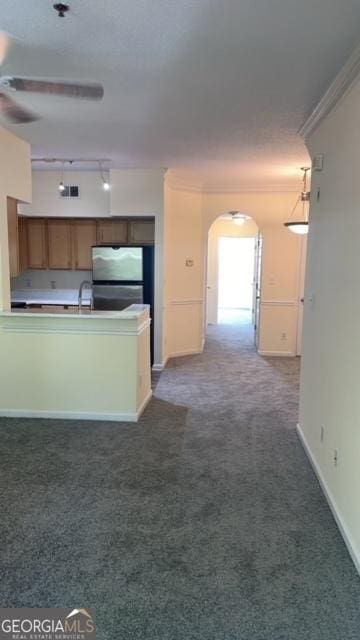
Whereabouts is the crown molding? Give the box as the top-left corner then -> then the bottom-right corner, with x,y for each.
166,175 -> 300,194
299,41 -> 360,140
202,183 -> 299,194
165,176 -> 203,193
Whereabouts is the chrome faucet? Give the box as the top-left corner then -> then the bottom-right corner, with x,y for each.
78,280 -> 92,310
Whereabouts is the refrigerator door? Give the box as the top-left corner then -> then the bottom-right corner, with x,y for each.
92,246 -> 143,282
93,285 -> 143,311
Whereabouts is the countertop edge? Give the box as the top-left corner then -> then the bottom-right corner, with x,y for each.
0,304 -> 150,320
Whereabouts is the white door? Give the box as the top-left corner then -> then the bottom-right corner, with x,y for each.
206,232 -> 219,325
253,233 -> 262,348
296,236 -> 307,355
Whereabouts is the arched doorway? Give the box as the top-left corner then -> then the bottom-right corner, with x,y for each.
205,212 -> 261,344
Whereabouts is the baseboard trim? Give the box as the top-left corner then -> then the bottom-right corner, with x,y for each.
296,423 -> 360,575
167,348 -> 203,358
0,405 -> 146,424
152,359 -> 168,372
258,350 -> 295,357
136,390 -> 153,418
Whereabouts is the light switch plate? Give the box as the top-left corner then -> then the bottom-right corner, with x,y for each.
312,154 -> 324,172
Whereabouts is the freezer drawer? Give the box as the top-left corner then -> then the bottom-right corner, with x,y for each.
93,285 -> 143,311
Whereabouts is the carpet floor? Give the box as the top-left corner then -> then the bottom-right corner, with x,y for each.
0,317 -> 359,639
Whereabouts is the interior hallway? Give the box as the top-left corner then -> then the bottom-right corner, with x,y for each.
1,320 -> 360,639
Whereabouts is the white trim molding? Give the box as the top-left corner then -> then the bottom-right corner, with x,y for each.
202,184 -> 300,194
136,390 -> 153,418
258,350 -> 295,357
260,300 -> 297,307
168,299 -> 204,306
152,359 -> 168,372
297,424 -> 360,575
299,41 -> 360,140
0,391 -> 153,423
167,347 -> 203,359
1,318 -> 151,336
165,175 -> 203,193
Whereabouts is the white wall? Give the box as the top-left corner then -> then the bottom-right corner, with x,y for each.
0,310 -> 151,421
12,269 -> 92,291
0,127 -> 32,310
299,77 -> 360,571
19,170 -> 110,217
164,183 -> 204,359
163,186 -> 306,359
203,191 -> 304,356
207,217 -> 258,324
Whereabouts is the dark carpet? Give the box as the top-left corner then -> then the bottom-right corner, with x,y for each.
1,316 -> 359,639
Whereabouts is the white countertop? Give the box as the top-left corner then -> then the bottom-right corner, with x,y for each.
1,304 -> 149,320
11,288 -> 91,306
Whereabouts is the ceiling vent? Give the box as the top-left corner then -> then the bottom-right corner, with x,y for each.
59,185 -> 80,198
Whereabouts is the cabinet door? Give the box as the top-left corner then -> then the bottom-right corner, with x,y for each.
73,219 -> 97,269
48,219 -> 72,269
7,197 -> 19,277
97,220 -> 127,244
128,219 -> 155,245
18,217 -> 28,273
27,218 -> 47,269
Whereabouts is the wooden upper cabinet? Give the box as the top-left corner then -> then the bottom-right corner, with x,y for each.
128,219 -> 155,245
15,216 -> 155,273
18,217 -> 28,273
97,219 -> 127,244
27,218 -> 47,269
72,219 -> 96,270
7,197 -> 19,277
47,219 -> 72,269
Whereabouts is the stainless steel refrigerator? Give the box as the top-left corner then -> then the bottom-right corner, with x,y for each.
92,245 -> 155,360
92,246 -> 144,311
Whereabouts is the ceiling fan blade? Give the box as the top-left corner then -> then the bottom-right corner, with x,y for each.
2,77 -> 104,100
0,31 -> 10,65
0,91 -> 40,123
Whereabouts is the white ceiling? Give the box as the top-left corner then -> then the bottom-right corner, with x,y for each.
1,0 -> 360,189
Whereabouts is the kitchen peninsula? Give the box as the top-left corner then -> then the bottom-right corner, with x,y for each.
0,305 -> 152,422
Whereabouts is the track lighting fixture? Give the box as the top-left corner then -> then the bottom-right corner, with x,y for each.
58,161 -> 65,192
98,161 -> 110,191
31,158 -> 111,193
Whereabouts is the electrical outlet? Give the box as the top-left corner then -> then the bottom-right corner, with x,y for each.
333,449 -> 339,467
50,280 -> 56,290
26,279 -> 31,288
320,426 -> 325,443
281,332 -> 287,341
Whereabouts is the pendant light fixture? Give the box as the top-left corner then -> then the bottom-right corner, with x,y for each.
284,167 -> 311,235
98,160 -> 110,191
230,211 -> 247,226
